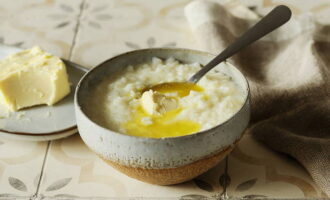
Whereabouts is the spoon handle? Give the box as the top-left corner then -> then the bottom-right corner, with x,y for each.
189,5 -> 291,83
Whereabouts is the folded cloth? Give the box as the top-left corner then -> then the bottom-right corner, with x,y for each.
185,0 -> 330,196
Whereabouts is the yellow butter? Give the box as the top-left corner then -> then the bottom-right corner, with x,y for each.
0,46 -> 70,111
123,82 -> 204,138
123,106 -> 201,138
140,90 -> 178,115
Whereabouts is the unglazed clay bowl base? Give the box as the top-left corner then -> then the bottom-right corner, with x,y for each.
75,48 -> 250,185
102,144 -> 233,185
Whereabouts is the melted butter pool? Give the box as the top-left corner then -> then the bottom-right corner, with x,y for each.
123,82 -> 204,138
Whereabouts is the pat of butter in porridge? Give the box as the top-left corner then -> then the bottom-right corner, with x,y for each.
86,57 -> 245,138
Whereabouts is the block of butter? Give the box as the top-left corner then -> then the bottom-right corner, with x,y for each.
0,46 -> 71,111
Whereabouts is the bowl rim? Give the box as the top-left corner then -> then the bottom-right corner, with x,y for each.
75,47 -> 250,141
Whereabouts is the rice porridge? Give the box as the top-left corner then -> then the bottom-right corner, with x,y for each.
86,57 -> 245,138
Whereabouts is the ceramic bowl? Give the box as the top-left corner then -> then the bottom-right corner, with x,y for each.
75,48 -> 250,185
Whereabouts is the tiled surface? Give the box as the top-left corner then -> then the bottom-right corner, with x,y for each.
0,0 -> 330,199
39,134 -> 225,199
0,0 -> 79,199
227,134 -> 327,199
0,139 -> 47,197
0,0 -> 82,58
71,0 -> 198,68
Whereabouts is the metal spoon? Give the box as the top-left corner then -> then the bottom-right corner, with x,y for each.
189,5 -> 291,83
63,5 -> 291,92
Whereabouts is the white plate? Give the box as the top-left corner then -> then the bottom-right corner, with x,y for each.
0,45 -> 86,141
0,127 -> 78,141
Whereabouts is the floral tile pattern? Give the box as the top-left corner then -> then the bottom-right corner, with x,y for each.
0,139 -> 47,196
0,0 -> 81,199
0,0 -> 330,199
70,0 -> 198,68
0,0 -> 82,58
226,134 -> 327,199
39,135 -> 226,198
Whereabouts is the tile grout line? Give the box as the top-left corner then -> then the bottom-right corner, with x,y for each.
33,141 -> 51,199
68,0 -> 86,61
220,156 -> 229,200
30,1 -> 87,198
224,156 -> 229,198
30,1 -> 86,199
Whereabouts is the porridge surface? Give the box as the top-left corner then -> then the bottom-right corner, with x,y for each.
86,57 -> 245,138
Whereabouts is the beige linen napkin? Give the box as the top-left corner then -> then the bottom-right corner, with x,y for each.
185,0 -> 330,196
